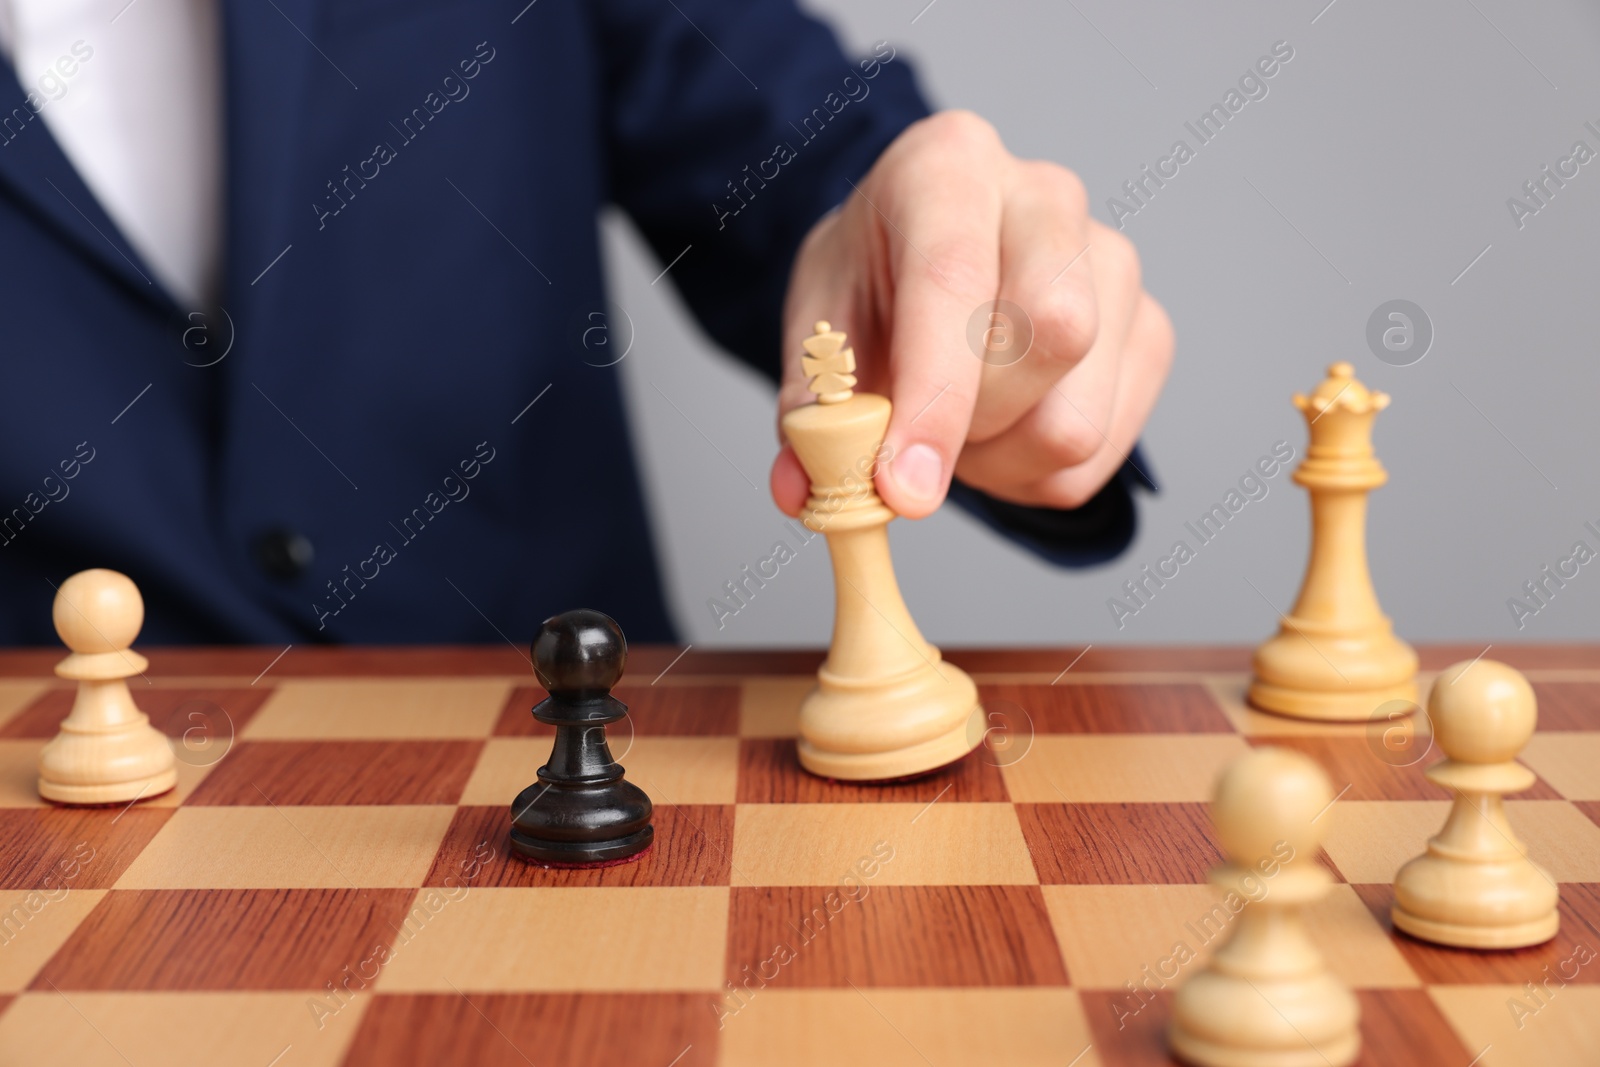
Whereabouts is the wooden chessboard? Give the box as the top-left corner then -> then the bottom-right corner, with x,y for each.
0,644 -> 1596,1067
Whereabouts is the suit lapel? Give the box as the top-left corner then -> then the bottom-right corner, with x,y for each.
0,54 -> 173,310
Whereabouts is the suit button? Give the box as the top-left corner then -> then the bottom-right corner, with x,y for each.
254,528 -> 314,580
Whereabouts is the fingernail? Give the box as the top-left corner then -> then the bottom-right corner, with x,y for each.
893,443 -> 943,502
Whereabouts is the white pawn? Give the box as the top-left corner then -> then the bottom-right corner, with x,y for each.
1392,660 -> 1559,948
38,569 -> 176,805
1170,748 -> 1360,1067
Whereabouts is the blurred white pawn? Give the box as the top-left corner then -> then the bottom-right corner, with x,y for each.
1169,747 -> 1360,1067
38,569 -> 176,805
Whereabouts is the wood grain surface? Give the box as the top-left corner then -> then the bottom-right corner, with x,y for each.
0,645 -> 1593,1067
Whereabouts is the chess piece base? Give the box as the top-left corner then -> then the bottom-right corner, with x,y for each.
1247,678 -> 1417,722
509,777 -> 654,867
1250,614 -> 1418,723
797,662 -> 984,781
798,707 -> 983,781
1170,1028 -> 1360,1067
1170,972 -> 1359,1067
510,825 -> 654,866
1392,849 -> 1559,948
38,768 -> 176,806
1391,904 -> 1558,949
37,721 -> 177,806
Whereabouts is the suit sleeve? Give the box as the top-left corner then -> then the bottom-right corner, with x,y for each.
594,0 -> 1152,567
949,449 -> 1157,567
593,0 -> 923,379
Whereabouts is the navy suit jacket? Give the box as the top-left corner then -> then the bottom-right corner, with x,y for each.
0,0 -> 1146,646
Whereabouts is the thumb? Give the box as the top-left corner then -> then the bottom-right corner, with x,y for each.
769,444 -> 809,517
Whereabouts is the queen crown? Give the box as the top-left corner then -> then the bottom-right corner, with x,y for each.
1294,362 -> 1389,455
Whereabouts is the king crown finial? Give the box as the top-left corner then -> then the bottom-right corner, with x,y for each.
802,321 -> 857,404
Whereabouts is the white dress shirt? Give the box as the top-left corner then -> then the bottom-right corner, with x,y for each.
0,0 -> 223,306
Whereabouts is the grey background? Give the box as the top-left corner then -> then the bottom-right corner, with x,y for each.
601,0 -> 1600,648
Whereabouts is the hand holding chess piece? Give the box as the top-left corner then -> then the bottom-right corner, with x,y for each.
509,609 -> 654,866
1392,660 -> 1559,948
781,322 -> 983,781
38,569 -> 177,805
1170,747 -> 1360,1067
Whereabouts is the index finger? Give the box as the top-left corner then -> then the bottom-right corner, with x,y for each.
875,113 -> 1005,518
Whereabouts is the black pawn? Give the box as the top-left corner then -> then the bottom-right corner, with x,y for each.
509,609 -> 654,866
